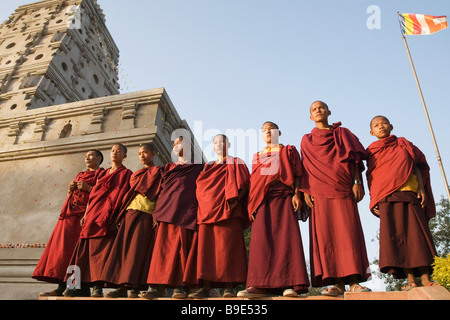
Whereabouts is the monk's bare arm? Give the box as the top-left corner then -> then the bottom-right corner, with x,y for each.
352,164 -> 364,203
414,165 -> 427,208
292,177 -> 302,212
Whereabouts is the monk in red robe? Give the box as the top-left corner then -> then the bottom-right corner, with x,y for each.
99,143 -> 162,298
300,101 -> 371,296
64,144 -> 132,297
32,150 -> 105,297
140,136 -> 203,299
237,122 -> 310,298
366,115 -> 437,290
185,134 -> 250,299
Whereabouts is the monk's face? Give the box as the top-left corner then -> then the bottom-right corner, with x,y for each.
370,116 -> 393,139
111,144 -> 126,164
310,102 -> 331,123
173,138 -> 184,157
139,146 -> 155,167
213,135 -> 230,157
261,123 -> 281,145
85,151 -> 101,169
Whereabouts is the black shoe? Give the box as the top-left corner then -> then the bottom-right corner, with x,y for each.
63,286 -> 91,298
91,285 -> 103,298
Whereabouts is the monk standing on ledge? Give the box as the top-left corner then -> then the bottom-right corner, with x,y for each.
64,144 -> 132,297
185,134 -> 250,299
33,150 -> 105,297
366,115 -> 437,291
141,136 -> 203,299
238,121 -> 310,298
300,101 -> 371,296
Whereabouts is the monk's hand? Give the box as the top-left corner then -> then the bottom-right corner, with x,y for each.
372,205 -> 380,216
417,187 -> 427,208
352,184 -> 364,203
68,181 -> 77,193
80,215 -> 85,227
304,193 -> 314,208
292,193 -> 302,212
77,181 -> 92,192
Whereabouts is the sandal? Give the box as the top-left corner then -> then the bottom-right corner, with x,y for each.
139,287 -> 161,299
237,286 -> 268,299
188,288 -> 210,299
349,284 -> 372,293
321,285 -> 344,297
172,287 -> 187,299
105,287 -> 128,298
223,288 -> 236,298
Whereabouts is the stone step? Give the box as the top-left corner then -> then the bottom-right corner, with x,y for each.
38,286 -> 450,301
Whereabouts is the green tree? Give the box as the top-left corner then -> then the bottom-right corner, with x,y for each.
429,197 -> 450,257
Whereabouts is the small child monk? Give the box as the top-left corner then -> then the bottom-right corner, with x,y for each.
366,115 -> 437,291
32,150 -> 105,296
300,101 -> 371,296
185,134 -> 250,299
237,121 -> 310,298
140,136 -> 203,299
101,143 -> 162,298
64,144 -> 132,297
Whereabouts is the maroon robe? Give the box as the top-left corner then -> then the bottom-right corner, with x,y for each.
67,165 -> 132,284
146,163 -> 203,287
32,168 -> 105,283
366,135 -> 437,278
300,122 -> 371,287
184,157 -> 250,287
100,166 -> 162,289
246,145 -> 310,294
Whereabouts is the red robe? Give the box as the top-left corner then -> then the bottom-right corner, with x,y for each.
32,168 -> 105,283
184,157 -> 250,287
366,135 -> 435,220
151,163 -> 203,231
100,166 -> 162,288
146,163 -> 203,287
79,164 -> 133,239
366,135 -> 436,278
246,145 -> 310,294
68,165 -> 132,284
300,123 -> 371,287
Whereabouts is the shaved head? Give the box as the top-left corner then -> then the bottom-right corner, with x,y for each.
370,115 -> 391,129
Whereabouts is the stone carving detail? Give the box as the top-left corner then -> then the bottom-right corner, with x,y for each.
6,121 -> 24,144
84,107 -> 107,134
120,102 -> 139,130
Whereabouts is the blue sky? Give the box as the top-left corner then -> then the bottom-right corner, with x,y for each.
1,0 -> 449,285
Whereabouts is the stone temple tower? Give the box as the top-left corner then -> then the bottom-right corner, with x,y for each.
0,0 -> 205,300
0,0 -> 119,116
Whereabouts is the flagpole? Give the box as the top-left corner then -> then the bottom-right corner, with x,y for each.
399,24 -> 450,201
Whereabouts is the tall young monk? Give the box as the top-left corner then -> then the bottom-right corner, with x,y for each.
64,144 -> 132,298
237,122 -> 310,298
100,143 -> 162,298
366,115 -> 437,290
32,150 -> 105,297
185,134 -> 250,299
140,136 -> 203,299
300,101 -> 371,296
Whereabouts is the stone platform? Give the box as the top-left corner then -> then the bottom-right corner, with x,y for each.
38,286 -> 450,301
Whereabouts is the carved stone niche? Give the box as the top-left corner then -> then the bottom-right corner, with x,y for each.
5,121 -> 24,145
23,117 -> 51,143
119,102 -> 139,130
83,107 -> 107,135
